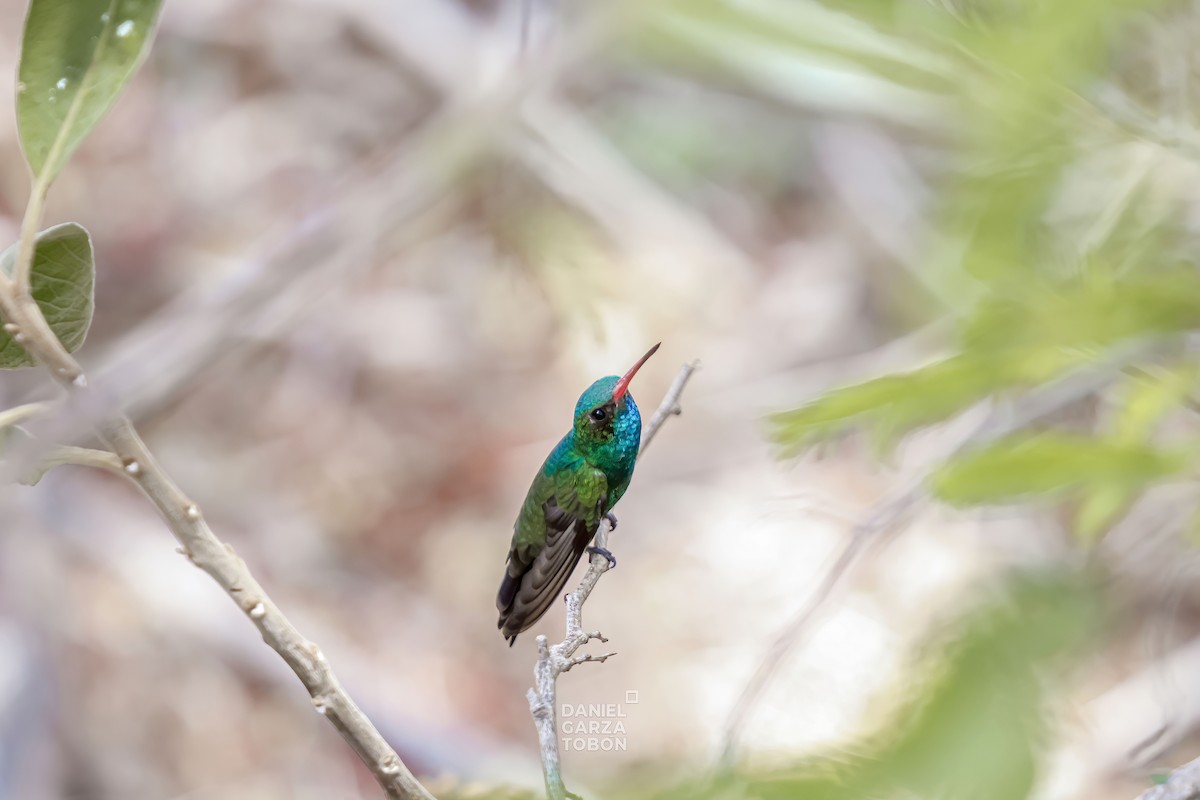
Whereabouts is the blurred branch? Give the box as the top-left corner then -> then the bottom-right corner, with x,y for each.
1138,757 -> 1200,800
27,445 -> 124,479
359,1 -> 763,276
717,477 -> 921,766
516,100 -> 758,277
527,361 -> 698,800
719,340 -> 1159,765
0,402 -> 50,431
0,225 -> 435,800
1067,623 -> 1200,781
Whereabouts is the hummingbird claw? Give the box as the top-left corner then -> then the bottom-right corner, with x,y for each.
586,546 -> 616,568
604,512 -> 618,531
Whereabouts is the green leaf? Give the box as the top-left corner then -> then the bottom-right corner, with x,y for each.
770,349 -> 1082,454
1073,484 -> 1131,543
1114,366 -> 1200,443
17,0 -> 164,183
965,270 -> 1200,353
856,572 -> 1102,800
1066,367 -> 1200,542
689,572 -> 1103,800
932,433 -> 1185,507
632,0 -> 948,126
0,223 -> 96,368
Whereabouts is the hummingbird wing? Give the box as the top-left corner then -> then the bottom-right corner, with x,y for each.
497,463 -> 608,645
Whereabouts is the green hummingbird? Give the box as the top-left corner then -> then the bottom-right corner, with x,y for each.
497,343 -> 660,646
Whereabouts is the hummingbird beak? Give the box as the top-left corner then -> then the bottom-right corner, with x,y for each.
612,342 -> 660,404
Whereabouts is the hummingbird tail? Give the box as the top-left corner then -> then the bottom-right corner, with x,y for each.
497,519 -> 593,643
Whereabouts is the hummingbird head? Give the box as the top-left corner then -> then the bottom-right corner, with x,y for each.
571,343 -> 660,452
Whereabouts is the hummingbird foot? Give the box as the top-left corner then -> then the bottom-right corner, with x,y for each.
586,546 -> 616,568
604,511 -> 618,531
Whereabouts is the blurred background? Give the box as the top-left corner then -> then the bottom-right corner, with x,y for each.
3,0 -> 1200,798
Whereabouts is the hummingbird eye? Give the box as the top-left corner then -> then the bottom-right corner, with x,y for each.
590,407 -> 607,422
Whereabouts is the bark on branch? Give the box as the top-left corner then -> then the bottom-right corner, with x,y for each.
527,360 -> 699,800
0,227 -> 434,800
1138,757 -> 1200,800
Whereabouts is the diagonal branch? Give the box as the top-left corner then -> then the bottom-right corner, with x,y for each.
0,226 -> 435,800
640,360 -> 700,455
527,360 -> 699,800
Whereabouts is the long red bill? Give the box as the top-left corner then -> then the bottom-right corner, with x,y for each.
612,342 -> 661,403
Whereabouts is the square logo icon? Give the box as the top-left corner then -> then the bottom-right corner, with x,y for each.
625,690 -> 639,704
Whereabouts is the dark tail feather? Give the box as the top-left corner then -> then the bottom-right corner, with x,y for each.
497,533 -> 591,642
498,569 -> 523,645
497,569 -> 520,613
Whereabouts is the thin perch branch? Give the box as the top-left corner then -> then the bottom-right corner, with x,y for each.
527,360 -> 698,800
0,401 -> 51,431
641,360 -> 700,456
25,445 -> 126,481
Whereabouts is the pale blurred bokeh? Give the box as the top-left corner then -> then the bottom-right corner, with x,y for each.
1,1 -> 1200,799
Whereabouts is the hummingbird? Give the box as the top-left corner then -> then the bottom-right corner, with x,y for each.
497,343 -> 660,646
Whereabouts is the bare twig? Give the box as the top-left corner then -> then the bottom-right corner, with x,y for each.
527,360 -> 698,800
640,360 -> 700,455
0,402 -> 51,431
520,0 -> 533,57
1138,757 -> 1200,800
717,482 -> 921,765
24,445 -> 125,481
718,341 -> 1157,765
0,216 -> 434,800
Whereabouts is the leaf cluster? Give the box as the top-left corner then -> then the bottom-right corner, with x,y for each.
728,0 -> 1200,536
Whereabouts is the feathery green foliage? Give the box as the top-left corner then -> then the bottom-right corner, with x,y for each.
751,0 -> 1198,543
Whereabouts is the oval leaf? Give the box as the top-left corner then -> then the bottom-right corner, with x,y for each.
18,0 -> 164,183
1073,484 -> 1131,543
932,433 -> 1185,507
0,223 -> 96,368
